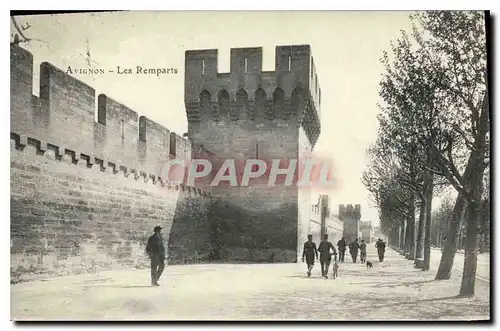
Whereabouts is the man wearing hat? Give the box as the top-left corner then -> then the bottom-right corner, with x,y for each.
301,234 -> 318,277
337,237 -> 347,262
375,238 -> 386,262
146,225 -> 166,286
318,234 -> 337,278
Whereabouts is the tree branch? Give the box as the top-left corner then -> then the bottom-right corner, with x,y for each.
452,124 -> 475,151
11,16 -> 30,42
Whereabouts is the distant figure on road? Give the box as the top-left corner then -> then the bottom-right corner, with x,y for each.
302,234 -> 318,277
146,225 -> 166,286
359,240 -> 367,263
349,239 -> 360,263
318,234 -> 337,278
375,238 -> 386,262
337,237 -> 347,262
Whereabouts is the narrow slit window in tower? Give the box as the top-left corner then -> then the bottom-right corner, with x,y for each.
252,143 -> 259,172
288,56 -> 292,71
244,58 -> 248,74
311,58 -> 314,79
202,59 -> 205,75
120,119 -> 125,140
139,116 -> 147,142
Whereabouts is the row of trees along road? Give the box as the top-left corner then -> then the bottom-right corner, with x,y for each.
362,11 -> 490,297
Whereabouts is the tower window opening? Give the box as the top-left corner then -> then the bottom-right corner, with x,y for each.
97,94 -> 106,125
202,59 -> 205,75
288,56 -> 292,71
252,143 -> 259,172
120,119 -> 125,140
139,116 -> 147,142
244,58 -> 248,74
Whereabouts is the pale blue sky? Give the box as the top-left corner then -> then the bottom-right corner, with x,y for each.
12,11 -> 420,226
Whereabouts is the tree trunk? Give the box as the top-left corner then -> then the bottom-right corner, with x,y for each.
435,193 -> 466,280
459,153 -> 486,296
403,222 -> 407,253
407,195 -> 416,260
415,201 -> 425,259
423,173 -> 434,270
398,225 -> 403,250
392,228 -> 395,248
395,227 -> 398,247
399,224 -> 405,250
459,201 -> 480,297
404,219 -> 411,256
459,86 -> 489,294
392,227 -> 398,249
393,227 -> 398,248
397,226 -> 401,250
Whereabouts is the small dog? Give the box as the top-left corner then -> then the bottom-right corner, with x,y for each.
332,261 -> 339,279
366,261 -> 373,269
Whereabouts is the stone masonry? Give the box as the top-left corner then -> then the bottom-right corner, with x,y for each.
10,45 -> 212,281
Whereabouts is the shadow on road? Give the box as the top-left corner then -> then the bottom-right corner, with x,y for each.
367,279 -> 437,288
286,275 -> 321,279
358,295 -> 483,310
82,285 -> 154,289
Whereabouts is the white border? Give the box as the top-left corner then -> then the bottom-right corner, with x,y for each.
4,1 -> 499,11
2,1 -> 499,330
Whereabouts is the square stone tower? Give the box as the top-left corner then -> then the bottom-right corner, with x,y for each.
184,45 -> 322,261
339,204 -> 361,244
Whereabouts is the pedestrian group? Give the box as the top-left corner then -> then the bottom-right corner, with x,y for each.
301,234 -> 386,278
144,224 -> 388,286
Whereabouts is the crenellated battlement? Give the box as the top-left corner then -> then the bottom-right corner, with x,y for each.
339,204 -> 361,243
338,204 -> 361,221
184,45 -> 318,97
184,45 -> 321,148
10,44 -> 210,196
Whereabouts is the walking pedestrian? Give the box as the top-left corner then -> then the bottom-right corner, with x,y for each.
359,239 -> 367,263
318,234 -> 337,278
349,238 -> 360,263
146,225 -> 166,286
302,235 -> 318,277
375,238 -> 386,262
337,237 -> 347,262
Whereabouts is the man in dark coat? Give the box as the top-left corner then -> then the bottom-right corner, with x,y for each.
375,238 -> 386,262
337,237 -> 347,262
359,239 -> 367,263
146,225 -> 166,286
349,239 -> 360,263
318,234 -> 337,278
302,234 -> 318,277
